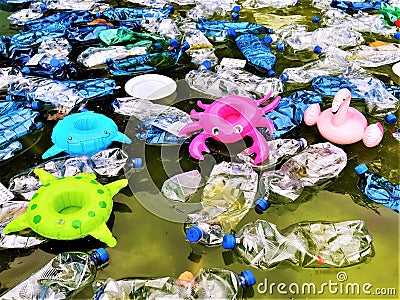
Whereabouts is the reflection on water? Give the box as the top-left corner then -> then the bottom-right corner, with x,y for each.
0,1 -> 399,299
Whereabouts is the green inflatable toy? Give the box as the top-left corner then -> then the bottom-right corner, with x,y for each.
4,168 -> 128,247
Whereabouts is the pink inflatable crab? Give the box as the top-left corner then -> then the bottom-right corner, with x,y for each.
178,92 -> 281,164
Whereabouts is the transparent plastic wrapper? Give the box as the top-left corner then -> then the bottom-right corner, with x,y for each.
222,219 -> 374,269
242,0 -> 297,8
279,51 -> 353,84
237,138 -> 307,169
345,42 -> 400,67
0,200 -> 47,249
0,141 -> 22,162
38,37 -> 72,59
9,148 -> 129,200
263,90 -> 322,138
162,170 -> 202,202
92,268 -> 255,299
259,142 -> 347,202
141,18 -> 182,40
235,33 -> 276,75
277,24 -> 364,52
45,0 -> 111,12
184,162 -> 258,245
106,45 -> 187,76
322,9 -> 397,36
185,64 -> 254,99
216,65 -> 283,97
0,108 -> 41,149
1,248 -> 109,299
312,75 -> 399,121
355,163 -> 399,213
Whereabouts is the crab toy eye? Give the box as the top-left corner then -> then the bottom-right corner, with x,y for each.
212,127 -> 219,135
68,136 -> 72,140
104,130 -> 109,134
234,125 -> 243,133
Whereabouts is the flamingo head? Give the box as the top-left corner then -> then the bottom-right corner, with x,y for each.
332,88 -> 351,114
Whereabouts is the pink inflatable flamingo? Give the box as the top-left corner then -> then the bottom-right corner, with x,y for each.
303,88 -> 384,147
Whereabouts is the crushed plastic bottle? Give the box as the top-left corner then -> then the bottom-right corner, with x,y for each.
255,142 -> 347,208
241,0 -> 297,8
184,162 -> 258,245
38,37 -> 72,59
222,219 -> 374,268
92,268 -> 255,299
97,6 -> 175,22
196,19 -> 271,42
7,2 -> 46,25
322,9 -> 397,36
44,0 -> 111,12
0,200 -> 47,249
185,61 -> 254,99
106,43 -> 188,76
162,170 -> 202,202
216,65 -> 283,97
331,0 -> 382,11
345,41 -> 400,67
237,138 -> 307,169
312,75 -> 399,123
9,148 -> 131,200
262,90 -> 322,138
187,0 -> 240,20
0,248 -> 109,299
235,33 -> 276,76
355,163 -> 399,213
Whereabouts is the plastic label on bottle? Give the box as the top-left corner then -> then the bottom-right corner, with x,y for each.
26,53 -> 46,66
0,181 -> 14,203
220,57 -> 246,68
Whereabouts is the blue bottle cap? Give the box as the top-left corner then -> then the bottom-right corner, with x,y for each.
227,29 -> 236,37
132,157 -> 142,168
354,163 -> 368,175
267,69 -> 276,77
182,41 -> 190,50
169,38 -> 179,48
277,43 -> 285,51
255,197 -> 269,212
202,60 -> 211,69
232,12 -> 239,20
21,67 -> 30,74
167,5 -> 175,13
39,3 -> 46,10
239,270 -> 256,287
31,100 -> 42,111
92,248 -> 109,265
279,72 -> 289,82
186,226 -> 203,243
312,16 -> 320,23
395,32 -> 400,40
263,35 -> 273,44
222,234 -> 236,249
385,113 -> 397,124
313,45 -> 322,54
35,121 -> 43,130
232,5 -> 241,13
50,58 -> 61,67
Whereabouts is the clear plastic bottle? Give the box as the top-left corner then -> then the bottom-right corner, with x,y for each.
222,219 -> 374,268
20,54 -> 76,80
185,61 -> 254,98
187,0 -> 240,20
354,163 -> 399,213
216,65 -> 283,97
97,6 -> 175,22
1,248 -> 109,299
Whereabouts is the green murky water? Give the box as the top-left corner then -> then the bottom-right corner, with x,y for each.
0,1 -> 399,299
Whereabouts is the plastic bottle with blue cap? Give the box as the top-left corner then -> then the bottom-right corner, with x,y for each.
0,248 -> 109,299
20,54 -> 75,80
185,216 -> 224,245
97,6 -> 174,22
355,163 -> 399,213
222,219 -> 374,268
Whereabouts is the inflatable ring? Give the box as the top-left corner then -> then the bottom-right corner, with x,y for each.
42,110 -> 132,159
4,168 -> 128,247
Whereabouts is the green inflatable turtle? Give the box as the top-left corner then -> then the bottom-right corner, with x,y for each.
4,168 -> 127,247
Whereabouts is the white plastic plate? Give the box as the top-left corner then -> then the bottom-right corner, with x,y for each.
392,62 -> 400,77
124,74 -> 177,100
